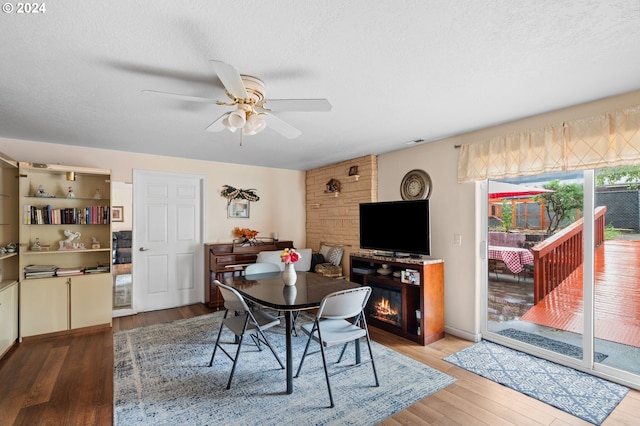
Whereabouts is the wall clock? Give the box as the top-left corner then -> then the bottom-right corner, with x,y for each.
400,169 -> 432,200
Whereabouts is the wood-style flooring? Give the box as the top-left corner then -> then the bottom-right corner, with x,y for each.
0,304 -> 638,426
522,240 -> 640,347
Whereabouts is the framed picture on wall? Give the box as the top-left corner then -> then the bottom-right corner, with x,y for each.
228,199 -> 250,218
112,206 -> 124,222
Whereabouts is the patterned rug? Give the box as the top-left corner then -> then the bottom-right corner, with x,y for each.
444,340 -> 629,425
496,328 -> 608,362
114,312 -> 456,426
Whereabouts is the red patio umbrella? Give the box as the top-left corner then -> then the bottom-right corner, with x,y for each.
488,180 -> 554,199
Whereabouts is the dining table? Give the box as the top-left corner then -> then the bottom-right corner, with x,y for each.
225,271 -> 360,394
488,245 -> 534,274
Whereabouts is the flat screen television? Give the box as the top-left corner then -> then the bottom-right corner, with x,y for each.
359,199 -> 431,257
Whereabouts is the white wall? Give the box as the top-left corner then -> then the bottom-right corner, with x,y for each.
0,138 -> 307,246
111,182 -> 132,233
378,137 -> 478,339
378,89 -> 640,341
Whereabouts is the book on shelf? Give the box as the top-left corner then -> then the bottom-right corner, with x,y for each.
55,267 -> 84,276
24,271 -> 56,279
24,264 -> 58,272
22,205 -> 111,225
24,265 -> 58,279
84,266 -> 110,274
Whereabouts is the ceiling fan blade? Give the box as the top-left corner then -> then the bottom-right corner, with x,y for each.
209,60 -> 248,99
205,113 -> 230,132
142,90 -> 218,104
263,114 -> 302,139
258,99 -> 332,112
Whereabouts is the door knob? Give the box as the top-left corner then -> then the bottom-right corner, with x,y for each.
139,247 -> 150,251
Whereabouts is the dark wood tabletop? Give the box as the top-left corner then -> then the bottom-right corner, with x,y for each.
226,271 -> 359,311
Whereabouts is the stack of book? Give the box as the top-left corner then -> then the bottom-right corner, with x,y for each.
56,267 -> 84,277
84,265 -> 110,274
24,265 -> 57,279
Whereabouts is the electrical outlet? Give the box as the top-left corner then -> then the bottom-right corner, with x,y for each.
453,234 -> 462,246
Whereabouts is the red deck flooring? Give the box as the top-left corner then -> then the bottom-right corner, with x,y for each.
521,239 -> 640,348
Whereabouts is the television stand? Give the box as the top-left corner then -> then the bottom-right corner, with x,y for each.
350,252 -> 444,345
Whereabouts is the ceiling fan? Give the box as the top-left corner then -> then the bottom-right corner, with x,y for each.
143,60 -> 331,139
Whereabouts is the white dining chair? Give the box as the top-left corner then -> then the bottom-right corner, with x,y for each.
294,286 -> 379,408
245,262 -> 303,333
244,262 -> 281,275
208,280 -> 284,389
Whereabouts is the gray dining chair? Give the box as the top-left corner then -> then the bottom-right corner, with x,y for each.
244,262 -> 281,275
294,286 -> 379,408
208,280 -> 284,389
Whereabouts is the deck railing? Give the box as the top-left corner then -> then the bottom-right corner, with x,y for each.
530,206 -> 606,303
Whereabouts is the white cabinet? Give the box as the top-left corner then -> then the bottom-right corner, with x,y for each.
20,275 -> 112,337
0,282 -> 18,357
20,278 -> 68,337
71,274 -> 112,329
18,163 -> 113,338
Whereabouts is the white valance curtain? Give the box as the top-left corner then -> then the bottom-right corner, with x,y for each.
457,104 -> 640,182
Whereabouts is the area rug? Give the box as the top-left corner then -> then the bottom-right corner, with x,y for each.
444,340 -> 628,425
497,328 -> 608,362
114,312 -> 456,426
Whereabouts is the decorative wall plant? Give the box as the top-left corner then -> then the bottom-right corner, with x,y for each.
220,185 -> 260,204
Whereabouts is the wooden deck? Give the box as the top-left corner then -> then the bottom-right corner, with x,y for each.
522,239 -> 640,348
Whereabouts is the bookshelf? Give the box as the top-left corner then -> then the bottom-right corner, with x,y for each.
0,153 -> 19,358
18,162 -> 112,338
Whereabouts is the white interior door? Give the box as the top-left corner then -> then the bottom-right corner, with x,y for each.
133,170 -> 205,312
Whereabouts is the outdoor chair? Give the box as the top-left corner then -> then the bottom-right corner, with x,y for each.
294,286 -> 379,408
208,280 -> 284,389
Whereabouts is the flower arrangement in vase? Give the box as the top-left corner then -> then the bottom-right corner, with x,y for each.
233,227 -> 259,245
281,248 -> 299,286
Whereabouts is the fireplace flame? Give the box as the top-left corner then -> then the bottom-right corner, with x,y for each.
374,297 -> 399,318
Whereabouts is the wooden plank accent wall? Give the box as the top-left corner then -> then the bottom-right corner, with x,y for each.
305,155 -> 377,277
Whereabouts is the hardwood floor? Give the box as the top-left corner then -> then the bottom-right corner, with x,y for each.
1,304 -> 638,425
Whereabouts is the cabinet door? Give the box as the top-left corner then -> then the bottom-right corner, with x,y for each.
0,283 -> 18,356
70,274 -> 112,329
21,278 -> 69,337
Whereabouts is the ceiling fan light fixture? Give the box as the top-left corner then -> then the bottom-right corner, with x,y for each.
228,108 -> 247,129
222,115 -> 238,132
246,113 -> 266,134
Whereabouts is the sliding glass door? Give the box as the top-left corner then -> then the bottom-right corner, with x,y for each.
592,167 -> 640,381
483,170 -> 640,388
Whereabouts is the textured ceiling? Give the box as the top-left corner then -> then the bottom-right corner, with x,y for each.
1,1 -> 640,170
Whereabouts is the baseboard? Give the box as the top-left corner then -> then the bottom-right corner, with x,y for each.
21,323 -> 111,343
113,308 -> 136,318
445,325 -> 481,342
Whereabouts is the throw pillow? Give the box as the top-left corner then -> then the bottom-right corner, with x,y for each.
328,247 -> 343,266
310,252 -> 326,270
319,244 -> 332,260
319,245 -> 344,267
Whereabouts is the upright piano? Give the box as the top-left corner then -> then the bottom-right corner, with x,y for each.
204,239 -> 294,309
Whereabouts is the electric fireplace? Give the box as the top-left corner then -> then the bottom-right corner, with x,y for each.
351,253 -> 445,345
366,282 -> 402,328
